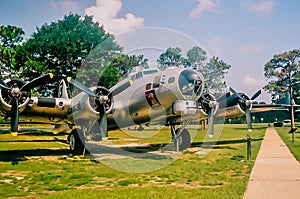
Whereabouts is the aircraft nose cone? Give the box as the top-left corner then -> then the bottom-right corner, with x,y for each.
178,69 -> 204,99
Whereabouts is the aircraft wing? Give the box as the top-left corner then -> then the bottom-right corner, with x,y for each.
251,104 -> 289,113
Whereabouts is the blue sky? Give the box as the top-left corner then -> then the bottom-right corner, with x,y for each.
1,0 -> 300,102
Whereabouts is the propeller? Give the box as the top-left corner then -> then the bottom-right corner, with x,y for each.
0,73 -> 54,135
0,80 -> 10,90
67,78 -> 109,138
201,94 -> 217,137
228,87 -> 262,131
67,77 -> 97,97
10,96 -> 19,136
98,104 -> 108,138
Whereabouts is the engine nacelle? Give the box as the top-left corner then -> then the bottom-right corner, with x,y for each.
70,86 -> 113,121
198,93 -> 218,115
0,79 -> 31,115
89,86 -> 113,114
216,93 -> 251,118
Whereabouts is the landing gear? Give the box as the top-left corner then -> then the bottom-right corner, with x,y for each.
68,128 -> 85,156
171,126 -> 191,151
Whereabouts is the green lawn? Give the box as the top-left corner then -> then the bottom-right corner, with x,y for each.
275,125 -> 300,162
0,125 -> 266,198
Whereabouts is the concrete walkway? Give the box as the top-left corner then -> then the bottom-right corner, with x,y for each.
244,127 -> 300,199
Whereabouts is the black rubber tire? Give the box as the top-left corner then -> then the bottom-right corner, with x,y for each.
68,129 -> 85,156
174,128 -> 191,151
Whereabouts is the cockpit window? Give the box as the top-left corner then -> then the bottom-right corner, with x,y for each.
135,72 -> 143,79
143,69 -> 159,75
178,69 -> 203,99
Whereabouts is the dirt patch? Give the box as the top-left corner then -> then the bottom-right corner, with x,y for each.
0,170 -> 29,184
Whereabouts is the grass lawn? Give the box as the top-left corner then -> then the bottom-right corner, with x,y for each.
275,125 -> 300,162
0,124 -> 266,198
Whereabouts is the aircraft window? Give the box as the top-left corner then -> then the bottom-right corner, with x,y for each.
178,69 -> 203,98
112,81 -> 132,96
143,70 -> 159,75
168,77 -> 175,84
146,83 -> 152,90
135,72 -> 143,79
161,74 -> 166,84
153,76 -> 161,88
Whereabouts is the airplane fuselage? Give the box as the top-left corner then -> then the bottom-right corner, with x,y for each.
107,67 -> 206,129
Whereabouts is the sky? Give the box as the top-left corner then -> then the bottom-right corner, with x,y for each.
1,0 -> 300,102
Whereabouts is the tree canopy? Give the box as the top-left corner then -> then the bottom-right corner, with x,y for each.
0,25 -> 25,77
157,46 -> 231,97
157,47 -> 183,69
7,13 -> 148,96
21,14 -> 120,91
264,49 -> 300,104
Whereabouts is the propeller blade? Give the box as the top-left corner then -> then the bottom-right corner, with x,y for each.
0,80 -> 10,90
216,92 -> 231,103
10,96 -> 19,135
207,108 -> 214,137
21,73 -> 54,91
245,108 -> 252,132
99,105 -> 108,138
251,89 -> 262,100
228,87 -> 245,101
67,77 -> 96,97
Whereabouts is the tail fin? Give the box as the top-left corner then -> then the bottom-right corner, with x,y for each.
58,79 -> 69,99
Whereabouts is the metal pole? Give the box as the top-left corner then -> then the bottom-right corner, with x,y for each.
246,134 -> 252,160
289,72 -> 296,142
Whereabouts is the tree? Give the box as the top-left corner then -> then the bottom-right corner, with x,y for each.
157,47 -> 183,70
203,56 -> 231,97
19,13 -> 121,96
186,46 -> 207,69
264,49 -> 300,104
77,47 -> 149,89
157,46 -> 231,97
0,25 -> 25,77
98,54 -> 148,88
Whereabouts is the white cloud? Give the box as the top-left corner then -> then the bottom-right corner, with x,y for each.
242,75 -> 264,87
189,0 -> 220,18
242,0 -> 274,14
238,45 -> 260,54
85,0 -> 144,35
50,0 -> 78,12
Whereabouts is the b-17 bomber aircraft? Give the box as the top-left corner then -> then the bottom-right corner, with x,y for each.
0,66 -> 281,155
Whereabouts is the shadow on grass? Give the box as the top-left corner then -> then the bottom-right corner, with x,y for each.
87,137 -> 263,160
232,126 -> 268,130
0,131 -> 68,136
87,143 -> 173,160
0,138 -> 68,144
0,130 -> 263,163
191,138 -> 263,148
0,148 -> 70,162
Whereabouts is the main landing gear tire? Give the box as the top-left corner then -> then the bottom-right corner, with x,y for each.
173,128 -> 191,151
68,129 -> 85,156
